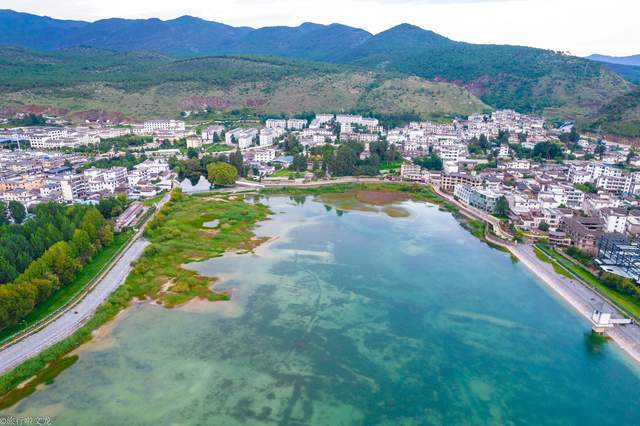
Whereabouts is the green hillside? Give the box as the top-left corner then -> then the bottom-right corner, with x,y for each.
0,47 -> 489,121
338,24 -> 634,121
585,88 -> 640,138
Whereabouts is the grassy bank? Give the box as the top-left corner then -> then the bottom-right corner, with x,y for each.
0,190 -> 270,403
0,231 -> 134,344
536,244 -> 640,321
127,190 -> 270,307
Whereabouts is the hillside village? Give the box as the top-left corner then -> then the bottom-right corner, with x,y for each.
2,109 -> 640,282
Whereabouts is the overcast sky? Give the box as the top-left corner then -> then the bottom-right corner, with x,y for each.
2,0 -> 638,56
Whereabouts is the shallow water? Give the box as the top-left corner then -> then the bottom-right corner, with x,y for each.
4,196 -> 640,425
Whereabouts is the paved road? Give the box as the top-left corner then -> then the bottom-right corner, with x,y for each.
0,191 -> 171,375
0,239 -> 149,374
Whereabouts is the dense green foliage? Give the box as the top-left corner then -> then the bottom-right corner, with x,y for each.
78,153 -> 147,171
0,204 -> 113,330
574,182 -> 597,194
207,162 -> 238,186
97,195 -> 129,219
599,272 -> 640,301
565,246 -> 593,266
7,113 -> 48,127
532,142 -> 564,160
68,135 -> 152,154
7,201 -> 26,224
79,153 -> 146,171
586,88 -> 640,138
308,140 -> 399,177
414,154 -> 443,171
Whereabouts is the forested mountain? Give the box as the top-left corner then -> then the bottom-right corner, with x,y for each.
0,46 -> 489,121
598,63 -> 640,85
588,54 -> 640,67
0,9 -> 638,137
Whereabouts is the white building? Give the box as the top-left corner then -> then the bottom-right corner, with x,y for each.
400,164 -> 427,182
143,120 -> 185,133
287,119 -> 307,130
438,145 -> 466,162
201,125 -> 224,143
600,208 -> 628,234
253,149 -> 277,163
266,119 -> 287,129
259,128 -> 279,147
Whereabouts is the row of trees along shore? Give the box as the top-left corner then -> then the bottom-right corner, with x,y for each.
0,203 -> 114,331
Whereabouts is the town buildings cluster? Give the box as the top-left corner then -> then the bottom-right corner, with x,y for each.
4,111 -> 640,282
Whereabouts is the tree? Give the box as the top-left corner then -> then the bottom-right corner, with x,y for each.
594,141 -> 606,159
533,142 -> 564,160
478,134 -> 490,150
291,154 -> 307,172
538,221 -> 550,232
186,148 -> 199,159
207,162 -> 238,186
518,132 -> 528,143
494,196 -> 509,217
8,201 -> 26,224
229,149 -> 245,176
334,145 -> 357,176
0,201 -> 8,225
416,154 -> 443,171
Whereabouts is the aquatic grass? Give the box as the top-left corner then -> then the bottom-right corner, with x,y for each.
0,190 -> 271,404
0,356 -> 78,410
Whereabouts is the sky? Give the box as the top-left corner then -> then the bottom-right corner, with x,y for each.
1,0 -> 638,56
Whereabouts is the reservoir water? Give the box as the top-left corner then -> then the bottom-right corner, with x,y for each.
4,196 -> 640,424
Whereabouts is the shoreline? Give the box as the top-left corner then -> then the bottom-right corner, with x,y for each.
2,182 -> 640,406
509,244 -> 640,366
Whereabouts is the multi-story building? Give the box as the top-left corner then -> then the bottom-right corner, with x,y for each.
287,119 -> 307,130
561,215 -> 603,255
201,125 -> 224,143
439,173 -> 482,192
437,145 -> 466,162
60,174 -> 88,202
253,149 -> 276,163
400,164 -> 427,182
226,128 -> 259,150
597,174 -> 633,194
143,120 -> 185,133
454,184 -> 502,213
266,119 -> 287,129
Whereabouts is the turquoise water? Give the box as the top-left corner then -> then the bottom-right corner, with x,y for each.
4,196 -> 640,425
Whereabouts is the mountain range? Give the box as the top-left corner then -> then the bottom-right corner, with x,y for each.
588,54 -> 640,67
0,9 -> 638,138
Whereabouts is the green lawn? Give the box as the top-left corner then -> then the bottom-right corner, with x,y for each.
272,169 -> 304,178
379,161 -> 403,171
0,231 -> 134,344
142,191 -> 166,207
537,244 -> 640,321
204,144 -> 234,153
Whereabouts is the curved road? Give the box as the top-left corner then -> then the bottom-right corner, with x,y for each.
0,239 -> 149,374
0,192 -> 171,375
